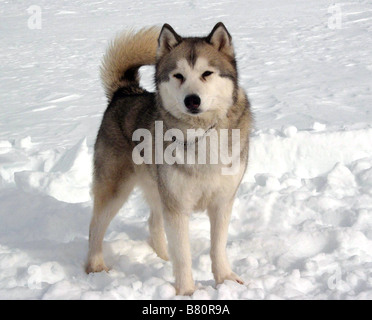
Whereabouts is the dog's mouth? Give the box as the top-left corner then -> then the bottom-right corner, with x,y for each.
187,108 -> 201,115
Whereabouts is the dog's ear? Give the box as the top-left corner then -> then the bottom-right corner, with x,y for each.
206,22 -> 234,57
157,24 -> 182,58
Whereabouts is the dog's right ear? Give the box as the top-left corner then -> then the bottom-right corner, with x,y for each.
157,24 -> 182,58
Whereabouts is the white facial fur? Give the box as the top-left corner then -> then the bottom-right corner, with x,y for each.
158,57 -> 234,119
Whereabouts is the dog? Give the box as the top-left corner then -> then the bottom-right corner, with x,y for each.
86,22 -> 252,295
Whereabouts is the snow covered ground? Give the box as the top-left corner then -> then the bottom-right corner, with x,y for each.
1,0 -> 372,299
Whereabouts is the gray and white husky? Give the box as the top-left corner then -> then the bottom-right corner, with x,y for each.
86,22 -> 252,295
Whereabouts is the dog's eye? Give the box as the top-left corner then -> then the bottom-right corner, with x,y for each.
202,71 -> 213,78
173,73 -> 184,81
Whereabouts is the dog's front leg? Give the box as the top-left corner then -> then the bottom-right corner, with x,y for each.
208,199 -> 244,286
163,210 -> 195,295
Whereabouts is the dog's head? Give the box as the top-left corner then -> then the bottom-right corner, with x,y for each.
155,23 -> 238,121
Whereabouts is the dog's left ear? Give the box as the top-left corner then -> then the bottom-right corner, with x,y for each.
157,24 -> 182,59
206,22 -> 234,57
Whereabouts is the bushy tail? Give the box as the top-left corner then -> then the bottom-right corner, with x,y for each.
100,26 -> 160,101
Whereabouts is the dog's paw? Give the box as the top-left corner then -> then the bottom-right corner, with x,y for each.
85,262 -> 109,274
175,285 -> 196,296
148,237 -> 169,261
156,251 -> 170,261
215,272 -> 244,285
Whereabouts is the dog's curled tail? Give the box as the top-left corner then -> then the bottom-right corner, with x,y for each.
100,26 -> 160,101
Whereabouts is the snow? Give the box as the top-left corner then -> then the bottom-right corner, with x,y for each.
1,0 -> 372,299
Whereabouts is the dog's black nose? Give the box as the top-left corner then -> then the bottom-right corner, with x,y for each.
184,94 -> 201,112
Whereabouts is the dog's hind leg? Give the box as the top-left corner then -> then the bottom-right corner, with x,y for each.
148,208 -> 169,261
140,179 -> 169,261
86,175 -> 135,273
